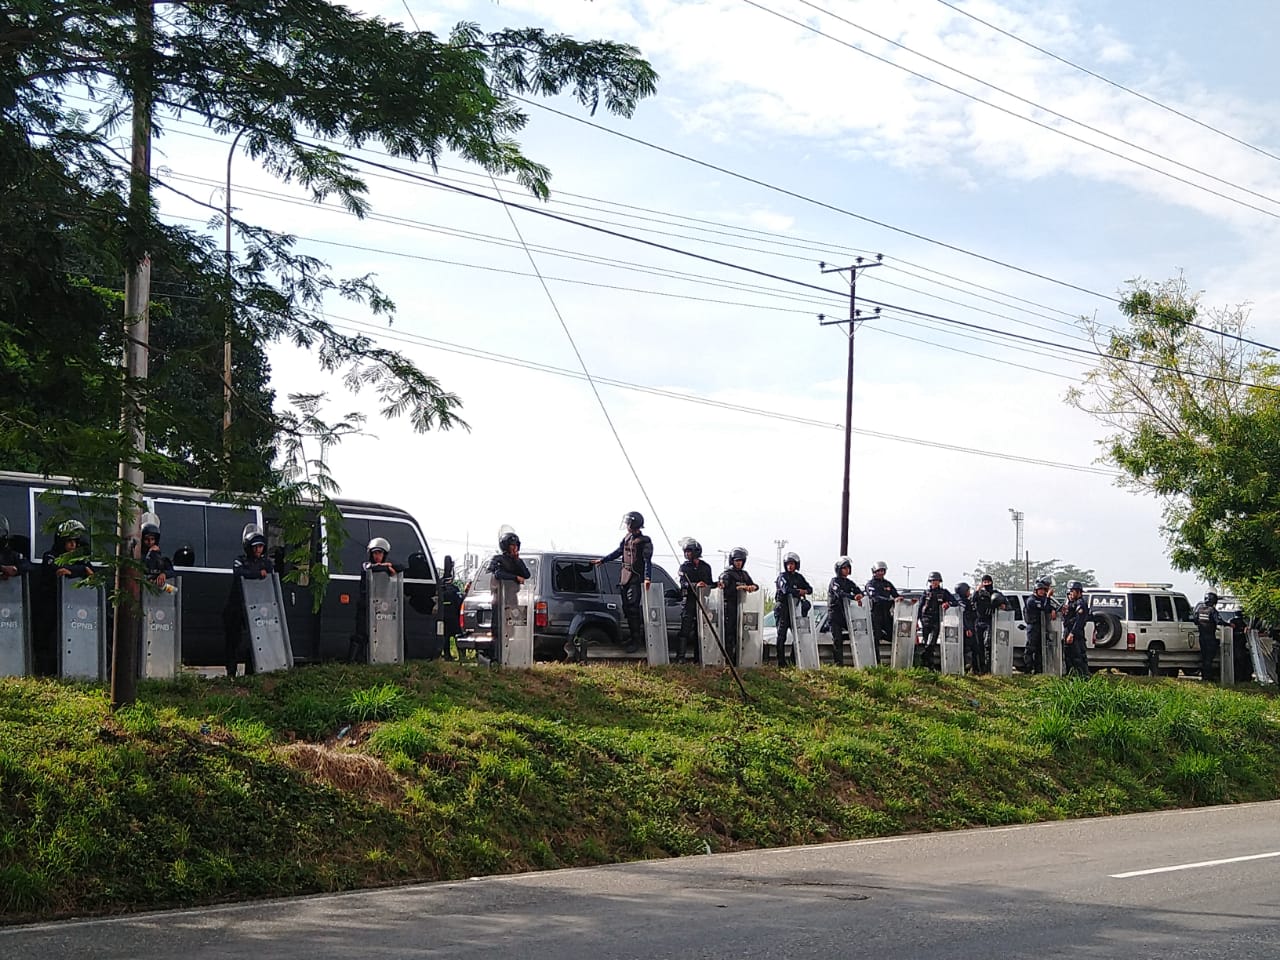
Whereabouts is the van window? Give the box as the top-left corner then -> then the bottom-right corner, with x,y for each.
1129,594 -> 1153,621
331,517 -> 369,576
1174,596 -> 1192,622
206,505 -> 259,569
152,501 -> 207,566
369,518 -> 430,579
1007,595 -> 1024,620
1155,596 -> 1174,621
554,559 -> 598,594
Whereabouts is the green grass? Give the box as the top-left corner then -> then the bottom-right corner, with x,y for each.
1,664 -> 1278,923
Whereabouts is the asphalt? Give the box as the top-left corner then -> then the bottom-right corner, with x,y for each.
6,801 -> 1279,959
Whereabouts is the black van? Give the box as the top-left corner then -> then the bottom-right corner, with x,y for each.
0,471 -> 441,667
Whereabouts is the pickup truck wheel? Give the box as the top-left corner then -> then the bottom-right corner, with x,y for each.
1091,613 -> 1124,649
572,625 -> 610,662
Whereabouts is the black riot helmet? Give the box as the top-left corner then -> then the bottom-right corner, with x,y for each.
1035,575 -> 1053,591
783,551 -> 800,571
835,556 -> 852,576
1204,591 -> 1219,605
729,546 -> 748,564
140,511 -> 161,545
955,582 -> 971,599
680,537 -> 703,559
623,510 -> 644,531
498,525 -> 521,552
928,571 -> 942,584
980,573 -> 994,586
1068,580 -> 1085,594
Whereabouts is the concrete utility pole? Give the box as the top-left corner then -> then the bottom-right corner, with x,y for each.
819,255 -> 883,555
774,538 -> 788,574
111,0 -> 155,710
223,128 -> 245,458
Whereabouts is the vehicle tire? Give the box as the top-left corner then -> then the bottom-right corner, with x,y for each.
573,624 -> 610,662
1091,613 -> 1124,649
1146,643 -> 1165,678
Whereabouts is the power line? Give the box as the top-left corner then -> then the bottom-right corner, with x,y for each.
932,0 -> 1280,167
749,0 -> 1280,218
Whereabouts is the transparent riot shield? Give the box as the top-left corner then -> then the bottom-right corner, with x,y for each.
500,583 -> 534,669
737,586 -> 765,669
1249,628 -> 1277,685
697,586 -> 724,667
140,579 -> 182,680
366,572 -> 405,665
940,606 -> 964,675
843,597 -> 876,669
643,581 -> 669,666
0,575 -> 32,678
241,574 -> 293,673
991,609 -> 1015,677
891,598 -> 917,669
58,577 -> 108,681
1041,611 -> 1064,678
789,597 -> 820,670
1218,625 -> 1234,686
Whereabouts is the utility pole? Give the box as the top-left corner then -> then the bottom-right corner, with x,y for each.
819,254 -> 883,555
774,538 -> 788,574
1009,508 -> 1025,565
902,564 -> 915,590
111,0 -> 155,710
223,128 -> 245,461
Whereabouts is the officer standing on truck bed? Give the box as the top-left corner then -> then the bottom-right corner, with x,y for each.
593,511 -> 652,654
488,527 -> 530,666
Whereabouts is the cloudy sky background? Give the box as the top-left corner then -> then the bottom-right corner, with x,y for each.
141,0 -> 1280,592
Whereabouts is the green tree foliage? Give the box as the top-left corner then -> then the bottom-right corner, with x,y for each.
1067,276 -> 1280,620
968,558 -> 1099,591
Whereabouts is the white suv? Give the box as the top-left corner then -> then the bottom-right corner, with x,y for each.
1084,582 -> 1200,675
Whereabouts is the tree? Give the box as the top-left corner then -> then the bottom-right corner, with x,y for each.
1067,276 -> 1280,620
968,559 -> 1099,591
3,2 -> 658,704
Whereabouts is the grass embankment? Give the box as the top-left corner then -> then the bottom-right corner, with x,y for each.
1,664 -> 1278,923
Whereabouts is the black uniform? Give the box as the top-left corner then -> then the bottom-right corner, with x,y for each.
828,575 -> 863,667
971,584 -> 1008,674
864,575 -> 899,649
774,569 -> 814,667
677,557 -> 714,663
436,556 -> 462,661
1022,592 -> 1059,675
1192,601 -> 1228,679
955,588 -> 979,672
37,535 -> 94,676
917,584 -> 956,669
142,543 -> 175,583
1230,613 -> 1252,682
223,550 -> 275,677
488,551 -> 532,664
1061,594 -> 1092,677
719,565 -> 755,666
600,532 -> 653,652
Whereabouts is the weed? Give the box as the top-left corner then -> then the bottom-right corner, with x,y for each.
1169,751 -> 1226,803
344,683 -> 407,723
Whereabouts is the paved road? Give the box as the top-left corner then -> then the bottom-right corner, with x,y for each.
7,802 -> 1279,958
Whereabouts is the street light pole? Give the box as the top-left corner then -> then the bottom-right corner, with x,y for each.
902,565 -> 915,590
819,255 -> 883,555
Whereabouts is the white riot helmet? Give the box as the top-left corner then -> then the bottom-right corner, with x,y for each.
783,551 -> 801,571
367,537 -> 391,559
872,561 -> 888,574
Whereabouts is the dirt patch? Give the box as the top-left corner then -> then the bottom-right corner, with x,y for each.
279,742 -> 405,807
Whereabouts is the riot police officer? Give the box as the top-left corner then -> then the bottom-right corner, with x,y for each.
971,574 -> 1007,675
773,552 -> 813,667
489,527 -> 531,665
719,547 -> 757,666
594,511 -> 653,654
864,561 -> 899,651
917,572 -> 955,670
349,537 -> 407,662
954,582 -> 979,673
140,514 -> 174,587
676,538 -> 713,664
1022,576 -> 1059,675
828,557 -> 865,667
223,523 -> 274,677
1061,580 -> 1092,677
1230,609 -> 1252,682
437,555 -> 462,661
1192,591 -> 1228,680
36,520 -> 94,675
0,515 -> 30,581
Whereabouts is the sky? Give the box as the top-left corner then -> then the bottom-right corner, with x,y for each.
142,0 -> 1280,594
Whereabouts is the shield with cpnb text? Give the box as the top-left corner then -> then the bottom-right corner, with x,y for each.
58,577 -> 107,681
891,598 -> 917,669
366,572 -> 405,666
242,574 -> 293,673
941,605 -> 964,675
0,575 -> 32,678
697,586 -> 724,668
991,608 -> 1015,677
141,578 -> 182,680
844,597 -> 876,669
500,584 -> 534,669
788,597 -> 820,670
737,586 -> 765,669
643,581 -> 669,666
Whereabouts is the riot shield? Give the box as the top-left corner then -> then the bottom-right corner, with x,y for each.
1249,628 -> 1277,685
843,597 -> 876,669
1218,625 -> 1234,686
365,572 -> 405,665
0,575 -> 32,678
500,584 -> 534,669
643,581 -> 669,666
991,609 -> 1015,677
736,587 -> 764,669
789,597 -> 820,670
940,606 -> 964,675
890,598 -> 917,669
58,577 -> 107,681
697,586 -> 725,667
140,579 -> 182,680
241,574 -> 293,673
1041,611 -> 1064,678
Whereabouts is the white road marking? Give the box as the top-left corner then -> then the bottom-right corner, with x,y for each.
1111,851 -> 1280,878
